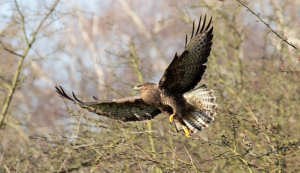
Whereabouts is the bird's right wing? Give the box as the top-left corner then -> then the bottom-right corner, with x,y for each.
55,86 -> 161,122
159,15 -> 213,94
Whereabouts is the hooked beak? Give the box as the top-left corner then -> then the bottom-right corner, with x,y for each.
133,85 -> 140,90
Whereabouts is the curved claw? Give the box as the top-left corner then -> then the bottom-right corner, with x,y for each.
183,126 -> 191,138
169,114 -> 175,123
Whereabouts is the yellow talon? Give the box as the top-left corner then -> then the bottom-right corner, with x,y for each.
169,114 -> 175,123
183,126 -> 191,138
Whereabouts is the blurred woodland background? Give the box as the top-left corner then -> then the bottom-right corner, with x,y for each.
0,0 -> 299,172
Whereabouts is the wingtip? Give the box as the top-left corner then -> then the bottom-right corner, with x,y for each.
55,85 -> 64,97
184,14 -> 213,48
190,21 -> 195,40
200,14 -> 207,33
185,34 -> 188,48
196,15 -> 202,34
55,85 -> 81,104
72,91 -> 84,104
206,16 -> 213,31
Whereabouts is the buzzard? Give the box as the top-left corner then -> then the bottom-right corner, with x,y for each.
56,15 -> 216,137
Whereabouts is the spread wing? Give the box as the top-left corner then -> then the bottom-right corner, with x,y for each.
55,86 -> 161,122
159,15 -> 213,94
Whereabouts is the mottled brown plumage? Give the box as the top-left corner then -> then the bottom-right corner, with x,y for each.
55,86 -> 161,121
56,15 -> 216,137
159,15 -> 214,136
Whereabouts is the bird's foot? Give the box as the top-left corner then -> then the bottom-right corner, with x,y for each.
169,114 -> 175,123
182,126 -> 191,138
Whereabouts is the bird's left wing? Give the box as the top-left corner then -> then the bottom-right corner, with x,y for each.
159,15 -> 213,94
55,86 -> 161,122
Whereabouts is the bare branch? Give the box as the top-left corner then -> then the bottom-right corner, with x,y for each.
129,41 -> 157,157
235,0 -> 298,50
0,40 -> 23,57
14,0 -> 29,45
119,0 -> 151,39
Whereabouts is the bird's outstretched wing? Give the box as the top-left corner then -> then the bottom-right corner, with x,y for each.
159,15 -> 213,94
55,86 -> 161,121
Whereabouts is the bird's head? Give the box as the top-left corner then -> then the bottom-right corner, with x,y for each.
133,82 -> 157,91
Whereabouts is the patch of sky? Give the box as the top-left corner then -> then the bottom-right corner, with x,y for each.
0,1 -> 13,31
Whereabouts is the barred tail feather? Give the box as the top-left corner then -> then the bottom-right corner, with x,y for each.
183,110 -> 212,133
183,85 -> 217,133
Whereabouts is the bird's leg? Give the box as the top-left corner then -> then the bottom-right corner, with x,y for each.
182,126 -> 191,138
173,119 -> 181,132
169,113 -> 175,123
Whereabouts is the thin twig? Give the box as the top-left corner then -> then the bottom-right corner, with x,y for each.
0,41 -> 23,57
235,0 -> 297,50
184,146 -> 198,172
14,0 -> 29,45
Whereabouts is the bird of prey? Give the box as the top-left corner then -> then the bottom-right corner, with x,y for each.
56,15 -> 216,137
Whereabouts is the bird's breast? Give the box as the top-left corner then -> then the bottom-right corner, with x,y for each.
141,89 -> 161,106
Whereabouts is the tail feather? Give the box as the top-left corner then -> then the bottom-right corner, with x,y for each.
183,85 -> 217,133
183,118 -> 201,132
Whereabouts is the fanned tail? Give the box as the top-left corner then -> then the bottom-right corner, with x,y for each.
182,85 -> 217,133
